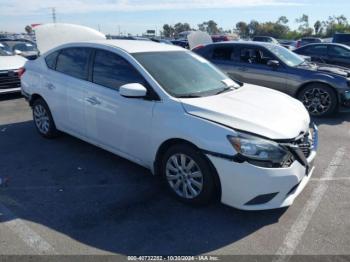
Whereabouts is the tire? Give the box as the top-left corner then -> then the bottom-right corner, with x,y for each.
297,83 -> 338,117
161,143 -> 217,206
32,98 -> 59,138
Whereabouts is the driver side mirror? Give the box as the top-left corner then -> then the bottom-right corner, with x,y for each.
267,60 -> 280,68
119,83 -> 147,98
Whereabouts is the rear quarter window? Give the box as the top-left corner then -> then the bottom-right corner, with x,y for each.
45,51 -> 60,70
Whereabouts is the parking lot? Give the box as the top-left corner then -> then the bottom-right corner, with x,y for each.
0,93 -> 350,258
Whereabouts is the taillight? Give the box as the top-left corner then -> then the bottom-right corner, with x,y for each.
296,41 -> 301,48
192,45 -> 205,52
18,67 -> 25,78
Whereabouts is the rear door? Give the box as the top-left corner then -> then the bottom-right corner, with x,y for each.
85,49 -> 156,164
54,47 -> 92,137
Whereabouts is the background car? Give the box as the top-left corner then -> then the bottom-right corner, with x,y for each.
278,39 -> 297,50
193,41 -> 350,116
0,48 -> 27,94
294,43 -> 350,68
0,40 -> 38,60
333,33 -> 350,46
252,36 -> 279,44
170,39 -> 189,49
296,37 -> 323,48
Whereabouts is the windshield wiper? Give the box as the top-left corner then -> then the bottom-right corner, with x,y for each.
214,87 -> 234,95
177,94 -> 203,98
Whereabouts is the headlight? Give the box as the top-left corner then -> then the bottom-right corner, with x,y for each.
227,132 -> 291,167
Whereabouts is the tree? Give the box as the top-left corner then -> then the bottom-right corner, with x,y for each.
248,20 -> 260,37
174,23 -> 191,36
235,21 -> 249,38
296,14 -> 313,36
162,24 -> 175,38
322,15 -> 350,37
314,21 -> 322,35
198,20 -> 221,35
277,16 -> 289,25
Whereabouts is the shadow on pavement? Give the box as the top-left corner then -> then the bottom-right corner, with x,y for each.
312,112 -> 350,126
0,120 -> 286,255
0,93 -> 23,102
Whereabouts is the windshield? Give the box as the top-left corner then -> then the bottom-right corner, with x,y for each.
265,44 -> 305,67
0,45 -> 13,56
13,43 -> 36,52
133,51 -> 239,97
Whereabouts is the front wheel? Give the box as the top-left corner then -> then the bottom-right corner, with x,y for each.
298,84 -> 338,117
161,144 -> 217,206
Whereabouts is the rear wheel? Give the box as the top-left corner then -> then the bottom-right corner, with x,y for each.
298,83 -> 337,117
32,98 -> 59,138
161,144 -> 217,206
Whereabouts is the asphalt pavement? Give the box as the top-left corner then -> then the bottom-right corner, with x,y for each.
0,94 -> 350,260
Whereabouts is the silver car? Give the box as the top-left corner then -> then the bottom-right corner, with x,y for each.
194,42 -> 350,116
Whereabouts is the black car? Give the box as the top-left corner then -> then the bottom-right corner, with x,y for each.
294,43 -> 350,68
333,33 -> 350,46
296,37 -> 322,48
170,40 -> 189,49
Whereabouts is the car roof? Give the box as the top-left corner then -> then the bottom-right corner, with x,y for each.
298,43 -> 349,48
206,41 -> 276,48
82,39 -> 184,53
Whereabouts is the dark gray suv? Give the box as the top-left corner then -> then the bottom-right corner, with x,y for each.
194,42 -> 350,116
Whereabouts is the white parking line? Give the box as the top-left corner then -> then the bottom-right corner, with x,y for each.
0,203 -> 56,254
274,147 -> 346,261
311,177 -> 350,181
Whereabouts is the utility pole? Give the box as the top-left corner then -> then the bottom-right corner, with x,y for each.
98,24 -> 101,32
52,7 -> 56,23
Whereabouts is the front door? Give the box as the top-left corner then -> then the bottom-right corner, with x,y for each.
85,49 -> 156,164
236,46 -> 287,92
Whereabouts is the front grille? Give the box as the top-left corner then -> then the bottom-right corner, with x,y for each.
0,70 -> 20,90
294,133 -> 312,158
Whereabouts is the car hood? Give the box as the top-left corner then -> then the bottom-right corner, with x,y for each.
180,84 -> 310,140
0,55 -> 27,70
298,63 -> 350,78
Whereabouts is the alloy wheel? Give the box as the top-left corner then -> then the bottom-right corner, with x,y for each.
165,153 -> 204,199
301,88 -> 331,116
33,104 -> 50,134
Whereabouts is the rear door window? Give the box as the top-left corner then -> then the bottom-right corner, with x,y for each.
212,46 -> 235,61
56,48 -> 91,80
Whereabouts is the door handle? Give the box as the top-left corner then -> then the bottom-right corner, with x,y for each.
86,97 -> 101,106
45,83 -> 56,90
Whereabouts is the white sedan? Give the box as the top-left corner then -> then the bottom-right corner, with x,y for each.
0,46 -> 27,94
21,26 -> 317,210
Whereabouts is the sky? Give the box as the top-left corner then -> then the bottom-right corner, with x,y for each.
0,0 -> 349,35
